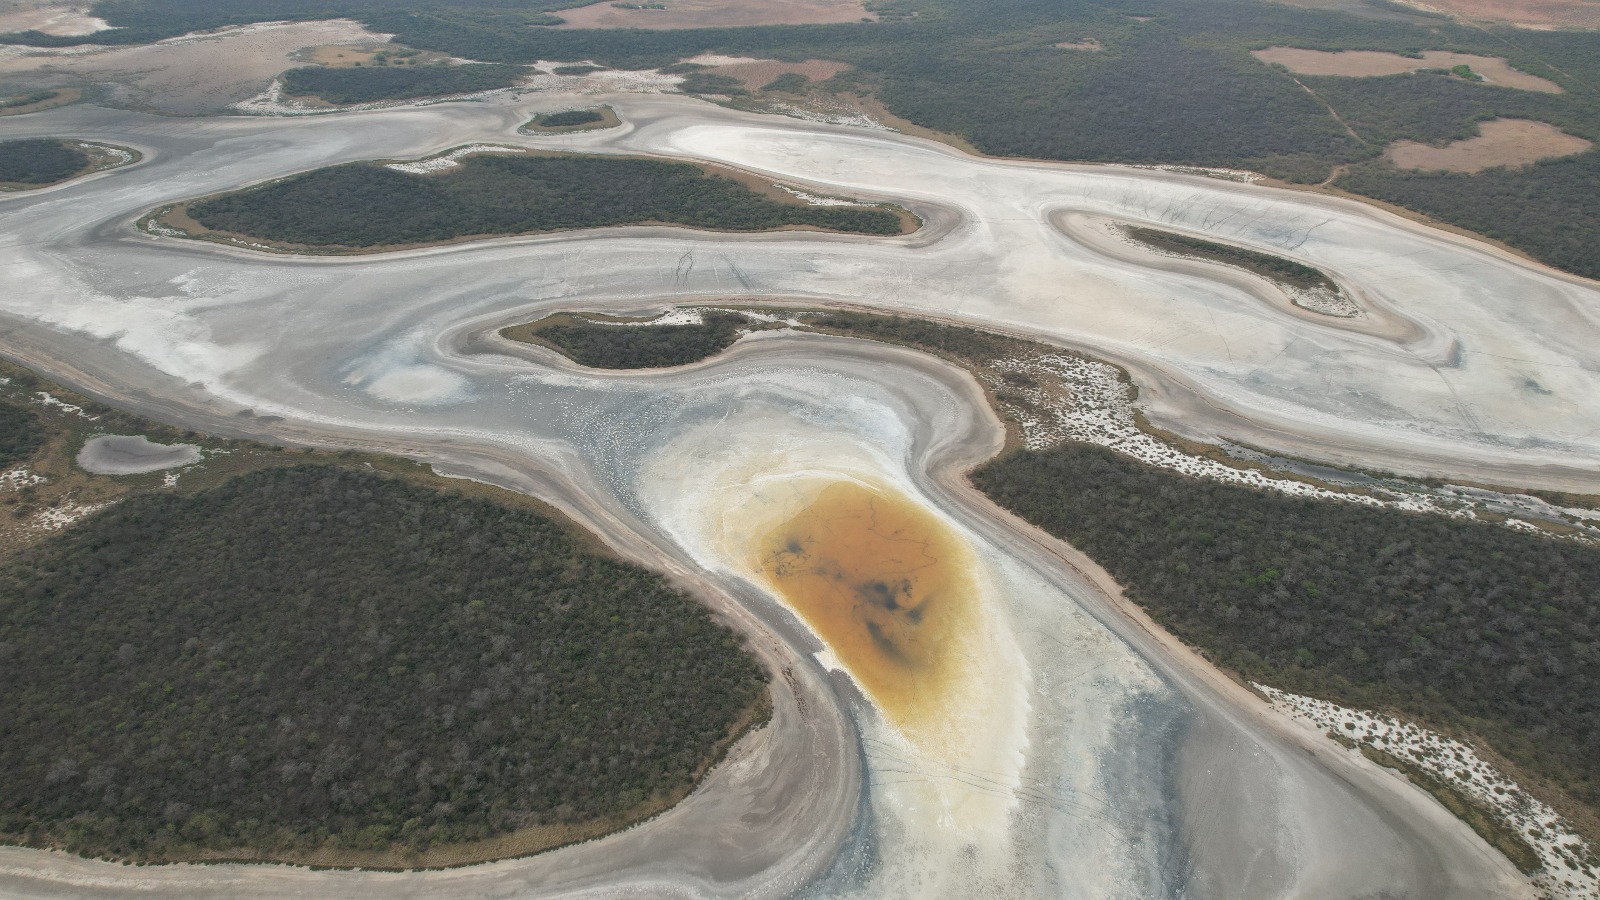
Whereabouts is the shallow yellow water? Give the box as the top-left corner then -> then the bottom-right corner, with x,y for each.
754,479 -> 979,730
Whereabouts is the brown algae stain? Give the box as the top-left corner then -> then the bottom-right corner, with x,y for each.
756,480 -> 979,729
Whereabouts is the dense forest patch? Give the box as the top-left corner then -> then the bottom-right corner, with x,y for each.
1122,226 -> 1339,292
522,106 -> 619,132
280,62 -> 528,104
172,153 -> 907,250
972,443 -> 1600,833
0,465 -> 767,865
506,311 -> 759,368
534,108 -> 601,127
0,138 -> 87,186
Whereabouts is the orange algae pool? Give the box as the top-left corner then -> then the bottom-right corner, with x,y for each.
755,479 -> 980,730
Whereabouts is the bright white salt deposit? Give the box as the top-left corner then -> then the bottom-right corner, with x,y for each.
33,392 -> 96,420
763,98 -> 888,129
385,144 -> 524,175
30,500 -> 112,530
1259,685 -> 1600,899
1115,163 -> 1264,183
0,467 -> 46,489
778,186 -> 862,206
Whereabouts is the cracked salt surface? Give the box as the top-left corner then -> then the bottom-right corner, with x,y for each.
1259,685 -> 1599,899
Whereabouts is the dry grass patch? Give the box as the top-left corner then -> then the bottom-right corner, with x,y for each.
554,0 -> 873,29
1054,39 -> 1103,50
1253,47 -> 1562,92
1386,118 -> 1591,172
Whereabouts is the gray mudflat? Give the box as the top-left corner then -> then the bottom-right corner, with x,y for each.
76,434 -> 200,474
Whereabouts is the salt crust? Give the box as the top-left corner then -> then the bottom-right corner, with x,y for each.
1259,684 -> 1599,899
761,97 -> 888,130
1114,163 -> 1265,184
29,500 -> 112,531
33,392 -> 96,420
384,144 -> 523,175
984,350 -> 1599,539
777,185 -> 862,206
0,467 -> 46,490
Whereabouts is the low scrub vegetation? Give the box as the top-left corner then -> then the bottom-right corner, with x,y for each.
0,465 -> 767,862
535,109 -> 602,127
183,154 -> 904,249
280,63 -> 526,104
1124,226 -> 1337,291
510,311 -> 753,368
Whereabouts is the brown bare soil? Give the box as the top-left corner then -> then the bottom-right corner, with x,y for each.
1252,47 -> 1563,92
1053,39 -> 1103,50
700,57 -> 850,90
1389,0 -> 1600,29
554,0 -> 873,30
1385,117 -> 1592,172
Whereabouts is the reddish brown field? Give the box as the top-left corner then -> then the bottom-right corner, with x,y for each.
1386,118 -> 1592,172
1253,47 -> 1562,92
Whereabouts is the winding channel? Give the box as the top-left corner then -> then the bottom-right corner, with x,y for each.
0,90 -> 1594,898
